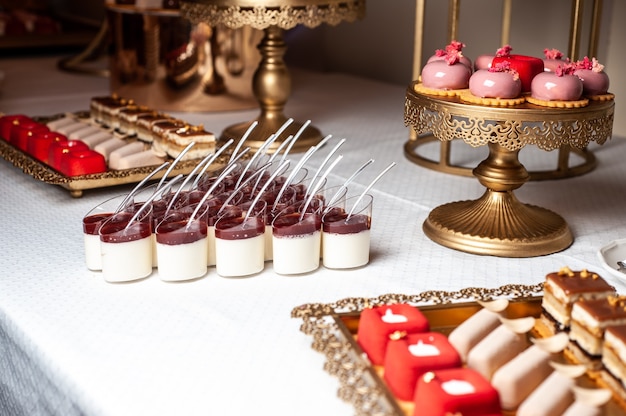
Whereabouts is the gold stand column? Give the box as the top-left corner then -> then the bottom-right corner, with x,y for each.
181,0 -> 366,153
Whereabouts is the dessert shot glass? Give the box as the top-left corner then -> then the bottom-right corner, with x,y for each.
98,204 -> 153,283
322,194 -> 373,269
82,193 -> 135,271
271,202 -> 322,275
155,206 -> 209,282
214,203 -> 266,278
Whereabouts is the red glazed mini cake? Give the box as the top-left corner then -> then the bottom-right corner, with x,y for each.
416,41 -> 472,96
0,114 -> 32,142
573,56 -> 612,100
383,332 -> 461,402
541,267 -> 615,334
11,119 -> 49,152
27,130 -> 68,163
528,62 -> 588,108
474,44 -> 512,71
48,139 -> 90,172
462,61 -> 524,106
491,53 -> 544,93
412,368 -> 502,416
59,149 -> 107,176
357,304 -> 430,365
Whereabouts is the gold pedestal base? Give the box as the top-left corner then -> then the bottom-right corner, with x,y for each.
220,117 -> 322,153
423,189 -> 573,257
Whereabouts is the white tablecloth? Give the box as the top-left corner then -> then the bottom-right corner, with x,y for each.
1,55 -> 626,416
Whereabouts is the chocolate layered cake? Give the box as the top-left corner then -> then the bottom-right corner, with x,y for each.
541,267 -> 615,334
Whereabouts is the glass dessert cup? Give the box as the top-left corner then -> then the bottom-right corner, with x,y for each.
214,204 -> 266,277
272,203 -> 322,275
83,193 -> 136,271
155,208 -> 209,282
98,206 -> 153,283
322,194 -> 372,269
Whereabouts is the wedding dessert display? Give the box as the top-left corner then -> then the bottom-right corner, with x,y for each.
80,119 -> 393,282
294,269 -> 626,416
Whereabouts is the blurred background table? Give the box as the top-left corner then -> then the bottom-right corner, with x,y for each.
1,53 -> 625,416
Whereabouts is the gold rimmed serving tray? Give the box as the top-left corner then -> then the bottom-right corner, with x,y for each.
291,283 -> 623,415
0,114 -> 227,198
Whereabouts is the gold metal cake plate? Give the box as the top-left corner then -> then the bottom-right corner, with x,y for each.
292,284 -> 623,416
404,84 -> 615,257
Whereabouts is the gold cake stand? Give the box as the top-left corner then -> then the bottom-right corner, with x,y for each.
404,85 -> 614,257
181,0 -> 365,152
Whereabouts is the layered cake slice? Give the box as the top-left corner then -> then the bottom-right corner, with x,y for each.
569,296 -> 626,366
162,125 -> 216,160
600,324 -> 626,407
356,304 -> 429,366
541,267 -> 615,333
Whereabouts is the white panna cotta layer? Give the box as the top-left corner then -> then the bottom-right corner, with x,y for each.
322,229 -> 370,269
272,231 -> 320,275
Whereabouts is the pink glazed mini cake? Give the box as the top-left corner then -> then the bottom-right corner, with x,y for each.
416,41 -> 472,96
573,56 -> 611,98
528,62 -> 588,108
463,61 -> 524,106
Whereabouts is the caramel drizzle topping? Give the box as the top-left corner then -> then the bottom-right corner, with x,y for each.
557,266 -> 599,280
388,330 -> 407,341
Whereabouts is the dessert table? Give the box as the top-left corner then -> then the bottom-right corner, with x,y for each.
1,54 -> 626,416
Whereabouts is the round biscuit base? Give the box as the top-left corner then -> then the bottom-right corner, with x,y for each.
526,96 -> 589,108
587,92 -> 615,102
459,91 -> 526,107
413,83 -> 466,97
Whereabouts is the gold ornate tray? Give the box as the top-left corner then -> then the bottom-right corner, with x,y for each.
0,114 -> 226,198
292,283 -> 623,415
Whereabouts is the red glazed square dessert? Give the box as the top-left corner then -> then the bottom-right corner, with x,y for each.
383,332 -> 461,401
48,140 -> 90,172
59,149 -> 107,176
11,120 -> 49,152
490,54 -> 544,92
357,304 -> 430,365
0,114 -> 32,142
27,131 -> 68,163
412,368 -> 501,416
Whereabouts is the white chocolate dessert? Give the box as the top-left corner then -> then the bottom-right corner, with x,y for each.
516,362 -> 586,416
447,299 -> 507,362
491,332 -> 569,410
108,141 -> 146,170
466,316 -> 535,380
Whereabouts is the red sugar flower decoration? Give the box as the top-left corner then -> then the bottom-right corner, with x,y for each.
574,56 -> 605,73
543,48 -> 564,60
489,61 -> 520,80
495,45 -> 512,57
434,40 -> 466,65
555,62 -> 577,76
